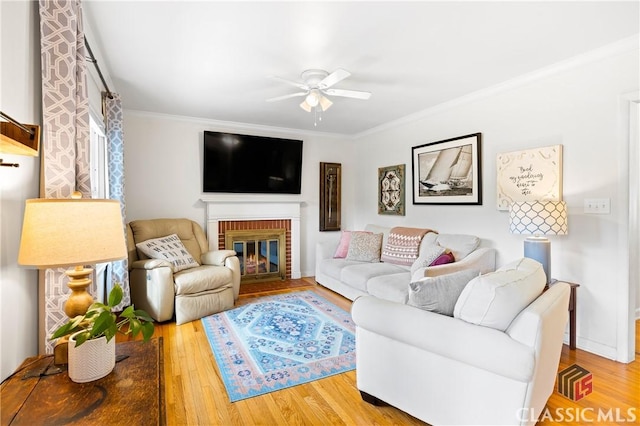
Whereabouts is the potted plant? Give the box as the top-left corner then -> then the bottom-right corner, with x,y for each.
51,284 -> 154,383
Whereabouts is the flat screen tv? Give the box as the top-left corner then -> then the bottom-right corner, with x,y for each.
203,131 -> 303,194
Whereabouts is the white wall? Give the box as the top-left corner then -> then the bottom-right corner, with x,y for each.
122,112 -> 356,276
122,40 -> 638,362
351,42 -> 639,361
0,0 -> 41,381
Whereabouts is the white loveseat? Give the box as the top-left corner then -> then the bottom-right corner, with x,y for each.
315,224 -> 496,302
351,258 -> 571,426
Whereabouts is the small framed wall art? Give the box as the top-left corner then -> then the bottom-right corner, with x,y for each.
412,133 -> 482,205
496,144 -> 563,210
378,164 -> 405,215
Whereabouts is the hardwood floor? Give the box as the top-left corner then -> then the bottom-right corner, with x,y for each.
139,278 -> 639,425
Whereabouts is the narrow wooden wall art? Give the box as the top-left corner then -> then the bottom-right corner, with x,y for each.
319,162 -> 341,231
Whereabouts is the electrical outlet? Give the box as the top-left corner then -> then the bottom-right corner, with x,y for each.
584,198 -> 610,214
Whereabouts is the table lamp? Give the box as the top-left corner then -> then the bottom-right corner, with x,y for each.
18,193 -> 127,364
509,200 -> 568,284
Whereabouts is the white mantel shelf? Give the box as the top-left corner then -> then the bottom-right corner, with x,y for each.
201,197 -> 303,279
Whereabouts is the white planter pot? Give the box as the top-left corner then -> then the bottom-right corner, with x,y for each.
68,332 -> 116,383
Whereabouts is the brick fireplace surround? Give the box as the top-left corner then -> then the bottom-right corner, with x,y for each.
201,197 -> 302,279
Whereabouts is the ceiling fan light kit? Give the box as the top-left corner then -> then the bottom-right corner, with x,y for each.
267,68 -> 371,126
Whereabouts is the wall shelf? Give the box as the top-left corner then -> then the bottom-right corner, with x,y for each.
0,112 -> 40,156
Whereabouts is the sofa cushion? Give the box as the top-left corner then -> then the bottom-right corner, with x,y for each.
136,234 -> 200,272
346,232 -> 383,262
173,264 -> 233,295
318,258 -> 365,281
366,272 -> 412,304
408,269 -> 479,316
412,244 -> 446,269
409,233 -> 441,275
340,262 -> 408,292
435,234 -> 480,261
453,258 -> 546,331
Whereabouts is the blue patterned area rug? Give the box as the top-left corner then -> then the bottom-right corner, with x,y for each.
201,290 -> 356,402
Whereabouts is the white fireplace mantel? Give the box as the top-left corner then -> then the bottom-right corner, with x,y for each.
201,197 -> 302,279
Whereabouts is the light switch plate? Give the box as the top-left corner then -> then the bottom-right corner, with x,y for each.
584,198 -> 610,214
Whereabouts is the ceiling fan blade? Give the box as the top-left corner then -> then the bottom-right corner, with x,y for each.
324,88 -> 372,100
268,75 -> 308,90
266,92 -> 308,102
319,69 -> 351,89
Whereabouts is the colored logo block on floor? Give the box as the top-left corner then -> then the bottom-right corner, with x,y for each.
557,364 -> 593,401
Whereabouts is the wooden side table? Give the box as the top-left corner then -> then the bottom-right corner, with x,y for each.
549,280 -> 580,349
1,337 -> 165,425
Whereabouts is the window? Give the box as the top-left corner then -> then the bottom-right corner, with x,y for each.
89,113 -> 110,302
89,114 -> 109,199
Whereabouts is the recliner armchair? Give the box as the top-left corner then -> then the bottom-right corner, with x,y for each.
126,218 -> 240,325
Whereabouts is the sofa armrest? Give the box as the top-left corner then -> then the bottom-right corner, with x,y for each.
201,249 -> 237,266
414,247 -> 496,279
316,240 -> 338,262
351,295 -> 534,382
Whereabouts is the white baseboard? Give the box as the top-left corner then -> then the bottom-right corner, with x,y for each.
570,335 -> 618,361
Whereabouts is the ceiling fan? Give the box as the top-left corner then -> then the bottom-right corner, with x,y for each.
266,69 -> 372,114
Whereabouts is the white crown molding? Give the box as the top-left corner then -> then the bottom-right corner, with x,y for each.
355,35 -> 640,140
124,109 -> 351,140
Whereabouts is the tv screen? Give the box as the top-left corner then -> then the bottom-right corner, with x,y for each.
203,131 -> 303,194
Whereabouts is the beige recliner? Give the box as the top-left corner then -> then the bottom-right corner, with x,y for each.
126,218 -> 240,325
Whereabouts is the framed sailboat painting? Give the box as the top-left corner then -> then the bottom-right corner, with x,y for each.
411,133 -> 482,205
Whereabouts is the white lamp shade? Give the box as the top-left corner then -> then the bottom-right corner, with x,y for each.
18,198 -> 127,268
509,201 -> 568,236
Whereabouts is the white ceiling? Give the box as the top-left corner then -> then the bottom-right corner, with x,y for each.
83,1 -> 639,136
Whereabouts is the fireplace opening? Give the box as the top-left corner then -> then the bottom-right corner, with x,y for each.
225,228 -> 286,282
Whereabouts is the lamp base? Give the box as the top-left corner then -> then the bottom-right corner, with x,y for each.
63,266 -> 95,318
524,236 -> 551,284
54,337 -> 69,365
54,266 -> 95,365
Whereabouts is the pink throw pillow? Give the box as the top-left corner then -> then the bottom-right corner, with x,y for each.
430,251 -> 455,266
333,231 -> 352,258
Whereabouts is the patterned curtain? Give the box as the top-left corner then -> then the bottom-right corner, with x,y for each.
104,93 -> 131,308
39,0 -> 91,353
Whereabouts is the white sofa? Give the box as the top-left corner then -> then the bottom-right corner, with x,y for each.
351,258 -> 571,426
315,224 -> 496,302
